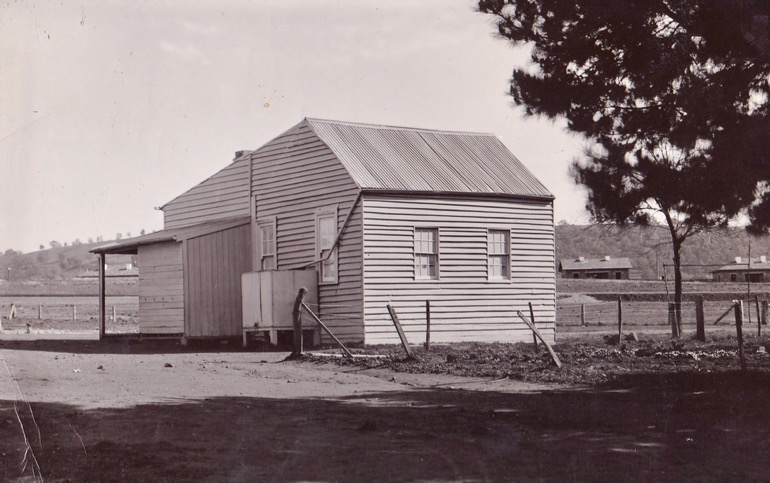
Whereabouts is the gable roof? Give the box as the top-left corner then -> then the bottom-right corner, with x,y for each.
90,217 -> 250,255
304,118 -> 553,199
559,257 -> 633,271
712,256 -> 770,273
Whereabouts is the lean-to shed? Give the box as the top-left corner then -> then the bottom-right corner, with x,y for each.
91,217 -> 251,339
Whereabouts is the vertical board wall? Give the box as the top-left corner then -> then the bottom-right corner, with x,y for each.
185,224 -> 252,337
138,242 -> 184,334
362,194 -> 555,344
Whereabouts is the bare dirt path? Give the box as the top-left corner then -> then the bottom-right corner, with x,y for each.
2,339 -> 770,482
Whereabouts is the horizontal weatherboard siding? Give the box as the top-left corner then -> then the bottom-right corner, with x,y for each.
163,155 -> 252,229
138,242 -> 184,334
362,194 -> 555,345
251,121 -> 364,342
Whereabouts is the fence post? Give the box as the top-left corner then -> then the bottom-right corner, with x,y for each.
763,300 -> 768,327
112,306 -> 117,323
617,297 -> 623,345
735,300 -> 746,371
529,302 -> 538,352
695,296 -> 705,342
38,305 -> 42,320
425,300 -> 431,352
580,304 -> 586,326
291,288 -> 307,357
756,295 -> 761,330
72,305 -> 77,321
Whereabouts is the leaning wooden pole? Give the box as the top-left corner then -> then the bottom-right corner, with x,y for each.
516,311 -> 561,368
386,304 -> 415,358
301,302 -> 355,358
713,304 -> 735,325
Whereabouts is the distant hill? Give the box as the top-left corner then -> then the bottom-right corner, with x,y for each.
0,241 -> 134,281
556,224 -> 770,280
2,225 -> 768,282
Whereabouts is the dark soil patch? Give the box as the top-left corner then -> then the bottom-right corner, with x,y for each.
306,333 -> 770,386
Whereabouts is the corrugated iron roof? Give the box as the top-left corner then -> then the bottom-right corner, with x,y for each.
306,118 -> 553,199
712,257 -> 770,273
91,217 -> 249,255
560,257 -> 634,271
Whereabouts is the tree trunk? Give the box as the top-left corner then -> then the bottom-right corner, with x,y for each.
662,209 -> 684,339
671,237 -> 683,338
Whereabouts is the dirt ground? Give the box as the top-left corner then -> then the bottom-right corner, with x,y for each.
3,334 -> 770,482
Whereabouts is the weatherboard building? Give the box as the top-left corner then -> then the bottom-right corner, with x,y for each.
93,119 -> 556,345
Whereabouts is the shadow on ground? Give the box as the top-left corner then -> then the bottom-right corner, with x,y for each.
0,337 -> 284,355
3,371 -> 770,482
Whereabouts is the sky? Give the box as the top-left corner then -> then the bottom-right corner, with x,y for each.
1,0 -> 587,253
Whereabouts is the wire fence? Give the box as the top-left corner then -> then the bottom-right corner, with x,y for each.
558,298 -> 766,328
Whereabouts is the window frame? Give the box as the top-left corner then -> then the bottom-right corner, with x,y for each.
315,206 -> 339,285
257,218 -> 277,271
414,227 -> 440,281
487,228 -> 511,281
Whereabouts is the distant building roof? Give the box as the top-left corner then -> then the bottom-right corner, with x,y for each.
78,265 -> 138,278
559,256 -> 633,271
711,256 -> 770,273
90,217 -> 250,255
305,118 -> 554,199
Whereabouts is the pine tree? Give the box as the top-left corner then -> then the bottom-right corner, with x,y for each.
479,0 -> 770,335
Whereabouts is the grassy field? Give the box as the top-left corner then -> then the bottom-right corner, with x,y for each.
0,278 -> 764,337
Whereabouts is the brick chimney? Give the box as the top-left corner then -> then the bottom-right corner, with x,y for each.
234,150 -> 252,161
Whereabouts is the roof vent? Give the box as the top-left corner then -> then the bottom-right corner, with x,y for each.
735,256 -> 742,264
603,255 -> 611,261
577,257 -> 585,262
761,256 -> 767,263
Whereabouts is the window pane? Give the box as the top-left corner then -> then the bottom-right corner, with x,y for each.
488,230 -> 509,279
261,256 -> 275,271
319,215 -> 336,249
414,228 -> 438,280
322,248 -> 337,282
318,212 -> 337,283
259,223 -> 275,269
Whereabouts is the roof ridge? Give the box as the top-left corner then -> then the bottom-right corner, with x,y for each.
304,117 -> 496,137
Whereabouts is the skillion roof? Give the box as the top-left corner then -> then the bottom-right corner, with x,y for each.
559,257 -> 634,271
305,118 -> 553,199
90,217 -> 250,255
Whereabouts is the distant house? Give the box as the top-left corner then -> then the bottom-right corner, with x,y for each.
559,256 -> 633,279
711,256 -> 770,282
77,263 -> 138,279
93,118 -> 556,344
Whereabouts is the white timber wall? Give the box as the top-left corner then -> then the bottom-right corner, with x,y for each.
251,121 -> 365,342
362,194 -> 555,344
163,155 -> 251,229
138,241 -> 184,334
